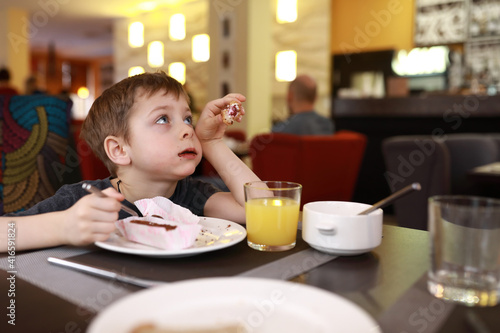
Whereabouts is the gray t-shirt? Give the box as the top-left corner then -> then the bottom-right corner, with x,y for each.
272,111 -> 334,135
4,177 -> 220,219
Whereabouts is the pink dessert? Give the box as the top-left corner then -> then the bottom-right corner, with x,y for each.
115,197 -> 201,250
221,101 -> 243,125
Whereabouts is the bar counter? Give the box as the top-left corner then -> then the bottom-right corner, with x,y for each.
333,94 -> 500,117
332,94 -> 500,207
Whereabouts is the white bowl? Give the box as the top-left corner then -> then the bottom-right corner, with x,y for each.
302,201 -> 383,256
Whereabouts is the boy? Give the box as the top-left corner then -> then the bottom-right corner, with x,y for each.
0,71 -> 259,251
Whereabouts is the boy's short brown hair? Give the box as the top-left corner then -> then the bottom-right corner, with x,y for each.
81,71 -> 189,177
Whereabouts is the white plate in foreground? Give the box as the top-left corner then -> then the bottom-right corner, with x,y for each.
88,277 -> 381,333
95,217 -> 246,258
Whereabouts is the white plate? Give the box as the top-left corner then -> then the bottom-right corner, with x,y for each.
88,277 -> 381,333
95,217 -> 246,258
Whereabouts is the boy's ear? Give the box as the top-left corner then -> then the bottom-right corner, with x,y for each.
104,136 -> 130,166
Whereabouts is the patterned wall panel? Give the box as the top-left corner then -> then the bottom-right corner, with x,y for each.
0,95 -> 72,214
414,0 -> 467,45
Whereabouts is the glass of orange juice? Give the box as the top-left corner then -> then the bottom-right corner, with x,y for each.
244,181 -> 302,251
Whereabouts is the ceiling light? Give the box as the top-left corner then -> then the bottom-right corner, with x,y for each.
128,22 -> 144,48
77,87 -> 90,99
169,62 -> 186,84
128,66 -> 145,77
277,0 -> 297,23
170,14 -> 186,41
275,50 -> 297,82
148,41 -> 164,67
192,34 -> 210,62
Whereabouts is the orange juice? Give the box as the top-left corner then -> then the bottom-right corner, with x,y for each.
245,197 -> 300,247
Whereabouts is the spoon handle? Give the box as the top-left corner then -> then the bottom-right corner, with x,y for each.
82,183 -> 139,217
358,182 -> 421,215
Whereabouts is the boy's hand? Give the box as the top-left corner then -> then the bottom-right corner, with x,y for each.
195,93 -> 246,142
60,187 -> 124,246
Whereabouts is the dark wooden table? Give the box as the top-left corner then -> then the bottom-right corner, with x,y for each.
1,225 -> 498,333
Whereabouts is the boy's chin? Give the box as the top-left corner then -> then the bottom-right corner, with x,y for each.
171,159 -> 202,178
180,166 -> 199,178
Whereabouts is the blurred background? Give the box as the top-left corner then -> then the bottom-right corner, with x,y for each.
1,0 -> 499,213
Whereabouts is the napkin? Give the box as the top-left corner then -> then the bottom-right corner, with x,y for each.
116,197 -> 202,250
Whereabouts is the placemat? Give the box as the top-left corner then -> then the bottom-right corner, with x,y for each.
377,273 -> 455,333
65,233 -> 333,282
0,246 -> 133,313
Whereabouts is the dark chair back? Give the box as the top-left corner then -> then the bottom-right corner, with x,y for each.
443,133 -> 498,195
382,135 -> 450,230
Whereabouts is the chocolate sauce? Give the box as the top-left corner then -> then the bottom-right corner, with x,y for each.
130,220 -> 177,231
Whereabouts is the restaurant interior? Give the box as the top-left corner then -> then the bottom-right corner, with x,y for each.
2,0 -> 499,223
1,0 -> 500,332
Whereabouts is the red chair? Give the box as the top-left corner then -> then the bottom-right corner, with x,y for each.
71,119 -> 110,180
249,130 -> 367,206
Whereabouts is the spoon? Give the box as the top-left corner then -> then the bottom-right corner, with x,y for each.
82,183 -> 139,217
358,182 -> 421,215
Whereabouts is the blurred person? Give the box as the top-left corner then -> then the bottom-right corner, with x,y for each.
24,75 -> 45,95
0,67 -> 19,95
272,74 -> 334,135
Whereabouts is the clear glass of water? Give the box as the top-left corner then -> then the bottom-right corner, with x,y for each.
428,196 -> 500,307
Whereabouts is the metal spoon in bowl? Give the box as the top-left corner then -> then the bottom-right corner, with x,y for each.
358,182 -> 421,215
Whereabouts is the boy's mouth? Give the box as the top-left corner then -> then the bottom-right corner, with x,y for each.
178,148 -> 198,158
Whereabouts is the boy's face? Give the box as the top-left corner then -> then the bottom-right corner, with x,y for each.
124,89 -> 202,180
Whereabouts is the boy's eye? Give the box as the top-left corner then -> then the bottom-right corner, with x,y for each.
184,116 -> 193,125
156,115 -> 169,124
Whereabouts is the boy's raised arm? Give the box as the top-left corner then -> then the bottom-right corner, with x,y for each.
195,94 -> 260,222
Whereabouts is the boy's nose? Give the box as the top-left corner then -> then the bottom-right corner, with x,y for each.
181,124 -> 194,139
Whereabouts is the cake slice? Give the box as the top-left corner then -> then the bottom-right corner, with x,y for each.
115,197 -> 201,250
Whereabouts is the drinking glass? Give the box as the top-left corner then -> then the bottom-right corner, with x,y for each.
428,195 -> 500,306
244,181 -> 302,251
